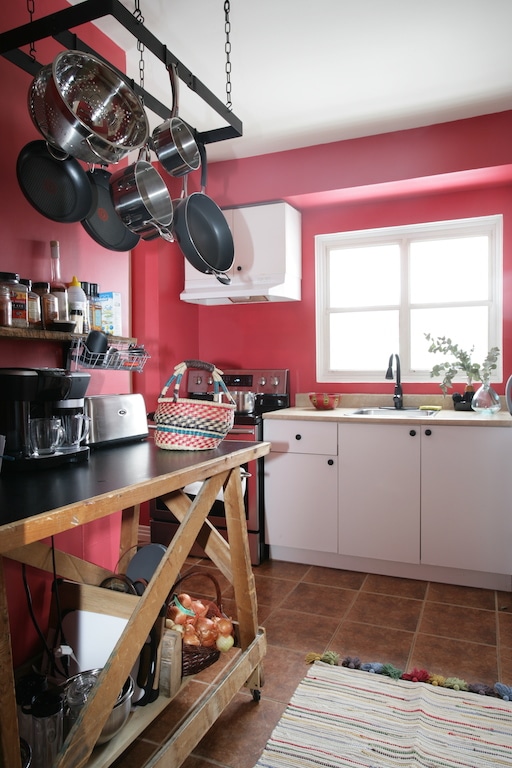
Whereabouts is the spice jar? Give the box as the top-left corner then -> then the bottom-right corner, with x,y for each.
0,272 -> 28,328
20,278 -> 42,328
0,285 -> 12,327
33,282 -> 59,330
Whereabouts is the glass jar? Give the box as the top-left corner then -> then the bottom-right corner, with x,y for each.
0,284 -> 12,327
20,278 -> 42,328
33,282 -> 59,330
0,272 -> 28,328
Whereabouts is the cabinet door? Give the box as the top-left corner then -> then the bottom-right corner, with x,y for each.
338,423 -> 420,563
421,425 -> 512,574
264,419 -> 338,455
264,451 -> 338,552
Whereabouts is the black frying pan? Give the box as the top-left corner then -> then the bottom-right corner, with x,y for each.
172,143 -> 234,284
81,168 -> 140,252
16,140 -> 93,223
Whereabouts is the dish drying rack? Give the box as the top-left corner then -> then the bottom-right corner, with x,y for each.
68,337 -> 150,373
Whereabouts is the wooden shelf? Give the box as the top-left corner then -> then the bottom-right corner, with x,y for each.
0,327 -> 136,344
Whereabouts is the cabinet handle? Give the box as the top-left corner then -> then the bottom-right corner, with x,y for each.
409,429 -> 416,437
236,265 -> 242,272
327,459 -> 334,466
295,434 -> 302,440
425,429 -> 432,436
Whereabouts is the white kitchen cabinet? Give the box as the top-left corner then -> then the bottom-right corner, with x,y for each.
421,425 -> 512,574
264,420 -> 338,553
338,423 -> 421,563
181,201 -> 301,304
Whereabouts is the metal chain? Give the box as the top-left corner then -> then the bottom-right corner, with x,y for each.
224,0 -> 232,111
27,0 -> 36,61
133,0 -> 145,100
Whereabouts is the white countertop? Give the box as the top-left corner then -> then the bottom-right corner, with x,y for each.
263,393 -> 512,427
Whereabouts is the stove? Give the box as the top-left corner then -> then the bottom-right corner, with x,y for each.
150,367 -> 290,564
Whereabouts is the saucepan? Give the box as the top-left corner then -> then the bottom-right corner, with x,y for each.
151,63 -> 200,177
232,391 -> 255,414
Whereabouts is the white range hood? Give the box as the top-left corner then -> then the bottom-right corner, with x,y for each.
180,201 -> 302,305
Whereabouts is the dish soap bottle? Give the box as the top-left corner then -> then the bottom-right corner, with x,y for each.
67,276 -> 87,334
49,240 -> 69,321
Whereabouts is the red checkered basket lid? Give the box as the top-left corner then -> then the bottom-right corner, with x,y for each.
154,360 -> 236,451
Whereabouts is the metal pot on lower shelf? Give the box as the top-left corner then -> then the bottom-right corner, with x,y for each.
64,670 -> 134,745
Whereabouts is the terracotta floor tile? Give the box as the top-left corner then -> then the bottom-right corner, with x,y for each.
427,582 -> 496,610
499,645 -> 512,684
264,607 -> 340,653
256,645 -> 310,703
410,634 -> 498,686
303,566 -> 367,590
346,592 -> 423,632
328,621 -> 414,670
223,574 -> 295,609
286,582 -> 357,618
497,591 -> 512,612
109,737 -> 160,767
191,692 -> 287,768
363,573 -> 427,600
419,602 -> 497,645
255,560 -> 312,581
499,611 -> 512,647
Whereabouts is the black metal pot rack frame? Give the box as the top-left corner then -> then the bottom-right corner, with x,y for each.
0,0 -> 242,147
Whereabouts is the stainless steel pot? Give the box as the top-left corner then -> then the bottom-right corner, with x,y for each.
29,50 -> 149,165
151,63 -> 200,177
232,391 -> 255,413
109,152 -> 174,242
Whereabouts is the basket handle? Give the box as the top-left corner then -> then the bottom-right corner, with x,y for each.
159,360 -> 235,405
170,569 -> 224,613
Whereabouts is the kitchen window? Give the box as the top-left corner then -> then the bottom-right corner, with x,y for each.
315,215 -> 503,383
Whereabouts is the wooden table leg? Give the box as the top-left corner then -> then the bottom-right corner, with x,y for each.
118,504 -> 141,573
0,556 -> 22,768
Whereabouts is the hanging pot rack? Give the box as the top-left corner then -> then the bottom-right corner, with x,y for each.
0,0 -> 242,147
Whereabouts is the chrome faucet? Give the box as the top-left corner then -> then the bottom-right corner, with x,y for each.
385,353 -> 403,409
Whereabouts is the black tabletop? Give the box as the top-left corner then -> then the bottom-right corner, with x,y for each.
0,438 -> 261,526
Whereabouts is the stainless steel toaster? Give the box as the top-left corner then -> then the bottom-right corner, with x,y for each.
84,394 -> 148,446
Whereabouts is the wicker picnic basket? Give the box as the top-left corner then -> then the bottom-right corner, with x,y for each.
154,360 -> 235,451
168,570 -> 234,675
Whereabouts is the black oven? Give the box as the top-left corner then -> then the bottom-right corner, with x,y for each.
150,368 -> 289,565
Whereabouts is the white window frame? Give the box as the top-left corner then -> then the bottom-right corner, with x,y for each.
315,215 -> 503,384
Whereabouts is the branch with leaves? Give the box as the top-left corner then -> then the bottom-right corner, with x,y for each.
425,334 -> 500,395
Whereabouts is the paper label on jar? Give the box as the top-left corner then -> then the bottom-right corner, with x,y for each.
9,287 -> 27,326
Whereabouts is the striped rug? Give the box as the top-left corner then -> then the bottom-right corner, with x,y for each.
254,662 -> 512,768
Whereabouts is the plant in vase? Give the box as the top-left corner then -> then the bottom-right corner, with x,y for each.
424,334 -> 501,413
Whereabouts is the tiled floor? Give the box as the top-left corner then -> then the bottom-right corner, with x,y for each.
113,557 -> 512,768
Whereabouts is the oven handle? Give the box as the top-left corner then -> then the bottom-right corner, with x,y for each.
228,428 -> 257,436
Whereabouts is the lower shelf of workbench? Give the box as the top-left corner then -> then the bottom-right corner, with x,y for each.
87,629 -> 266,768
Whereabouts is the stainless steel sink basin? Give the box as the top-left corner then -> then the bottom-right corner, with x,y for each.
350,408 -> 438,417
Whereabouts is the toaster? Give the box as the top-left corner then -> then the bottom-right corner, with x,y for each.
84,394 -> 148,446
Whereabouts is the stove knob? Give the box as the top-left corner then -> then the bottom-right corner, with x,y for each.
271,376 -> 280,387
207,376 -> 213,385
195,376 -> 202,385
259,376 -> 267,386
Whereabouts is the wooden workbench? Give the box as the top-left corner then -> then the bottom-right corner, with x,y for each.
0,439 -> 270,768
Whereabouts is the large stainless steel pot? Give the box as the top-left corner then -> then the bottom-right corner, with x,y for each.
29,50 -> 149,165
109,152 -> 174,242
232,391 -> 255,413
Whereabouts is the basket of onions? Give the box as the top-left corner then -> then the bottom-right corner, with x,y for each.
167,570 -> 236,676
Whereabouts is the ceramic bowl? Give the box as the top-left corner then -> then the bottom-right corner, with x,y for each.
309,393 -> 341,410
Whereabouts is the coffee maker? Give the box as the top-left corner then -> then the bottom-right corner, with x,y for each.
0,368 -> 91,470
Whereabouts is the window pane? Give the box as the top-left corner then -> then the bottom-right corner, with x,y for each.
410,237 -> 489,303
329,244 -> 400,307
330,310 -> 399,370
410,306 -> 489,371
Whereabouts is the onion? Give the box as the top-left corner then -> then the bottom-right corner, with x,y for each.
191,599 -> 208,617
216,617 -> 233,636
178,593 -> 193,609
216,634 -> 235,652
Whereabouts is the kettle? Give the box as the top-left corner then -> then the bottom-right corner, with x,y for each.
505,375 -> 512,414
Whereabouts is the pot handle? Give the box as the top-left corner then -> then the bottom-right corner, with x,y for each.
168,62 -> 179,119
198,142 -> 208,193
212,271 -> 231,285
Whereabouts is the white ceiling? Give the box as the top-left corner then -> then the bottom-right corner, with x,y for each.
85,0 -> 512,163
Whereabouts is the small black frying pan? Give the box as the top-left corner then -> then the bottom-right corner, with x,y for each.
16,140 -> 93,223
81,168 -> 140,252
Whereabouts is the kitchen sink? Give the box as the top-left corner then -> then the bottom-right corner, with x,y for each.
350,408 -> 438,417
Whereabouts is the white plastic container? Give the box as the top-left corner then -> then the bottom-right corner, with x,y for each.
68,276 -> 87,334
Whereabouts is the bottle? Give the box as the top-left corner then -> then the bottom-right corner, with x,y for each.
80,281 -> 91,334
0,272 -> 28,328
33,282 -> 59,329
0,285 -> 12,327
20,278 -> 42,328
67,276 -> 87,334
89,283 -> 103,332
49,240 -> 69,321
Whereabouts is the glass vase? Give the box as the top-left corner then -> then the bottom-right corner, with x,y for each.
471,379 -> 501,415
